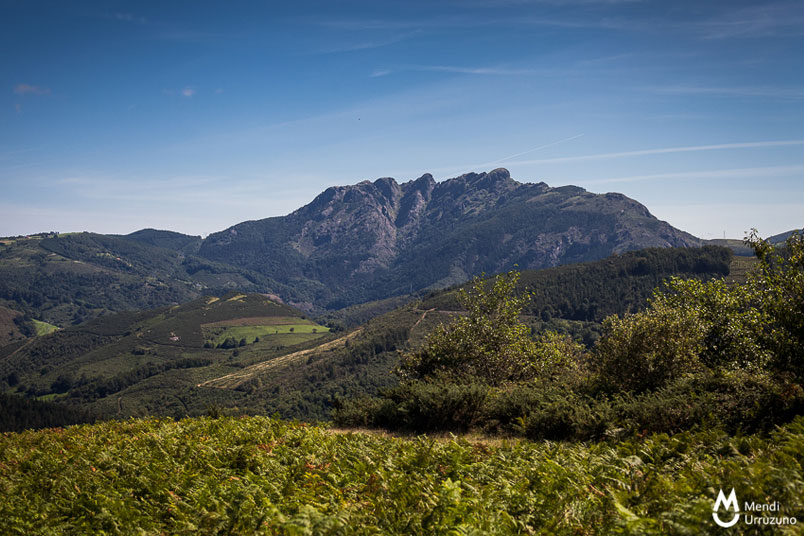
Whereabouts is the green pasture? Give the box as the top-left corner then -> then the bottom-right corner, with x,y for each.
203,323 -> 329,346
31,319 -> 59,336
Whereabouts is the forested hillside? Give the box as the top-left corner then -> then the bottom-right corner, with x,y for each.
0,232 -> 288,327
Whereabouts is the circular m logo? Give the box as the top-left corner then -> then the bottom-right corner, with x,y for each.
713,488 -> 740,528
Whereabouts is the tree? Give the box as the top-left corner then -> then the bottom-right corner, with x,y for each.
745,229 -> 804,375
399,271 -> 578,386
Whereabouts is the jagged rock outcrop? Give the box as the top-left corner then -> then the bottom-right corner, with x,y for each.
199,169 -> 699,308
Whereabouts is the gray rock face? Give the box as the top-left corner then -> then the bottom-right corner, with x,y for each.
199,169 -> 700,308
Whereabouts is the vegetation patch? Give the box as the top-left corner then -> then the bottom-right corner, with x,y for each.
31,319 -> 59,336
202,316 -> 317,328
203,323 -> 329,347
339,232 -> 804,441
1,415 -> 803,534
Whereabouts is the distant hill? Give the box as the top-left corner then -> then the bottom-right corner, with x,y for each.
768,228 -> 802,244
124,228 -> 202,253
200,168 -> 700,309
703,227 -> 801,256
0,232 -> 291,327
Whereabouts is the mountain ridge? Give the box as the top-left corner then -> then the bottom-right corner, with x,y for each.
1,168 -> 701,325
199,168 -> 699,308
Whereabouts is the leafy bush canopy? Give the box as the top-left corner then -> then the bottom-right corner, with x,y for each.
399,271 -> 580,386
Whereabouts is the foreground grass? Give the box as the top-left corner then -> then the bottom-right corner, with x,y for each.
1,417 -> 803,535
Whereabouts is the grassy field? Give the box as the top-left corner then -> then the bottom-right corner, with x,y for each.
31,319 -> 59,336
1,416 -> 802,535
203,322 -> 329,346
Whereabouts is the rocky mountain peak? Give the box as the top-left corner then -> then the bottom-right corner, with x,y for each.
199,169 -> 700,309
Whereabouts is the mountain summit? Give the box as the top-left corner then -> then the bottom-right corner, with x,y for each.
199,169 -> 699,309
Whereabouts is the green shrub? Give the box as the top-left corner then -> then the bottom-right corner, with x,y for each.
746,229 -> 804,375
376,381 -> 491,432
659,277 -> 770,371
332,396 -> 389,427
613,371 -> 804,435
592,299 -> 705,393
398,271 -> 546,385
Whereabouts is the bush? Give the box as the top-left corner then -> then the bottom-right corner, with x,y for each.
592,298 -> 705,393
659,277 -> 770,371
484,383 -> 612,440
746,229 -> 804,375
336,382 -> 490,432
399,271 -> 546,385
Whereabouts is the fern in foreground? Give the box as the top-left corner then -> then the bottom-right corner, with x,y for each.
2,416 -> 803,535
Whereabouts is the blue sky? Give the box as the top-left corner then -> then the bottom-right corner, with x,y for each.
1,0 -> 802,239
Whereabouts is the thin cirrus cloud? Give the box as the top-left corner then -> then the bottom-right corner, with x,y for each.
317,30 -> 422,54
649,85 -> 804,100
163,87 -> 196,97
584,164 -> 804,185
112,12 -> 147,24
503,140 -> 804,166
13,83 -> 50,96
316,13 -> 627,32
371,64 -> 545,77
693,1 -> 804,39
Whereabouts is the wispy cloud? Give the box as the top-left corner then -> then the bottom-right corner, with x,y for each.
372,64 -> 550,78
584,164 -> 804,185
112,12 -> 147,24
318,30 -> 421,54
315,13 -> 628,32
421,134 -> 586,177
505,140 -> 804,166
163,87 -> 196,97
650,85 -> 804,100
413,64 -> 542,75
13,83 -> 50,96
694,1 -> 804,39
489,134 -> 586,164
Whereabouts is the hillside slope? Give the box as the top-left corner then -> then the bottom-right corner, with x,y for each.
0,293 -> 331,420
0,232 -> 289,327
2,415 -> 802,534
